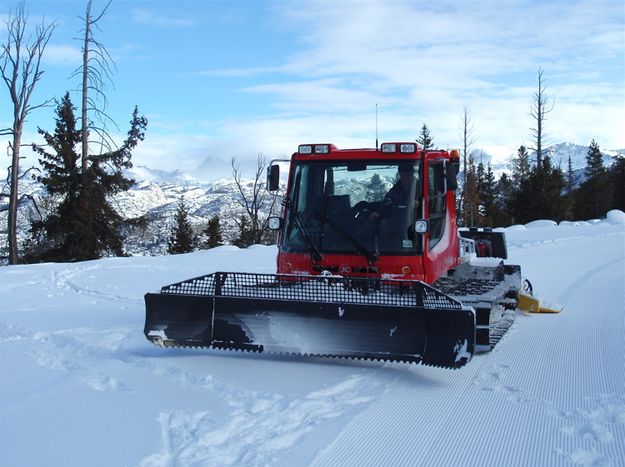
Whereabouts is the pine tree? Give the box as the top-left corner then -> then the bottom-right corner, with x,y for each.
562,156 -> 575,220
202,215 -> 223,249
494,173 -> 514,226
168,197 -> 197,254
574,140 -> 612,219
28,94 -> 146,262
584,140 -> 605,180
417,124 -> 433,149
233,215 -> 255,248
536,156 -> 566,221
476,159 -> 485,199
566,156 -> 575,194
512,145 -> 531,188
480,163 -> 497,226
610,156 -> 625,211
511,156 -> 565,224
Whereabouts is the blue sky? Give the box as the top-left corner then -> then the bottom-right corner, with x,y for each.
1,0 -> 624,181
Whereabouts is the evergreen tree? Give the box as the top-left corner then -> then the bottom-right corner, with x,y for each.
512,145 -> 531,188
27,95 -> 83,261
566,156 -> 575,194
202,215 -> 223,249
610,156 -> 625,211
584,140 -> 605,180
233,215 -> 255,248
511,156 -> 566,224
494,173 -> 514,226
574,140 -> 612,219
168,197 -> 197,254
28,94 -> 146,262
417,124 -> 434,149
562,156 -> 575,220
480,163 -> 497,226
476,159 -> 485,199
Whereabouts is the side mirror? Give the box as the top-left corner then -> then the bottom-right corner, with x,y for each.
446,161 -> 459,191
414,219 -> 428,234
267,164 -> 280,191
267,216 -> 283,230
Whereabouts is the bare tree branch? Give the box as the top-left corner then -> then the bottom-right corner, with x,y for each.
78,0 -> 117,178
231,154 -> 279,245
1,1 -> 56,263
459,105 -> 476,226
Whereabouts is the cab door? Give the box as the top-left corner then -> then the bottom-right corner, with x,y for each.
423,157 -> 460,282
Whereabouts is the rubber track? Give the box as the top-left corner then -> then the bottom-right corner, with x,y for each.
434,277 -> 518,351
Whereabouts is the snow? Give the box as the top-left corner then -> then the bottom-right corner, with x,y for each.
1,213 -> 625,467
606,209 -> 625,225
525,219 -> 558,229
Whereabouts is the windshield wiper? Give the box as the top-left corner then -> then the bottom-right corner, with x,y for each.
314,212 -> 378,264
293,212 -> 323,263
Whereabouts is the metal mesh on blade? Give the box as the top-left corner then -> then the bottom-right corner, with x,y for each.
160,272 -> 463,310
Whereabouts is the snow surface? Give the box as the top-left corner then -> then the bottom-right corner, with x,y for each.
1,216 -> 624,467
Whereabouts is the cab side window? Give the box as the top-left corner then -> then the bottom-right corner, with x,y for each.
428,161 -> 446,249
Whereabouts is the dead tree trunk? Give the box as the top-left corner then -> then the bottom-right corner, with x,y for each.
460,105 -> 475,226
77,0 -> 114,182
1,2 -> 55,264
81,1 -> 91,177
530,68 -> 554,171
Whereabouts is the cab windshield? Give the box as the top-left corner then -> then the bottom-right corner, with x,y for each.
282,160 -> 422,256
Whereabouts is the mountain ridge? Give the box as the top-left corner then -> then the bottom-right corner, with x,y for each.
1,142 -> 622,259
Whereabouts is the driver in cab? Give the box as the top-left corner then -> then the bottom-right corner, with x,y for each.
368,163 -> 419,221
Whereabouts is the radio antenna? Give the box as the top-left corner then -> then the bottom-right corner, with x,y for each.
375,103 -> 379,150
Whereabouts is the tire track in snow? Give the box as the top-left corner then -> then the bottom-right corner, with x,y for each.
138,375 -> 379,467
2,317 -> 385,466
0,321 -> 133,392
555,255 -> 624,305
547,251 -> 625,466
486,237 -> 625,466
0,314 -> 382,466
53,266 -> 144,305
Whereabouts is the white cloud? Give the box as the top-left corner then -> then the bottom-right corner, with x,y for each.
209,0 -> 624,156
21,0 -> 620,179
43,44 -> 81,66
130,9 -> 195,28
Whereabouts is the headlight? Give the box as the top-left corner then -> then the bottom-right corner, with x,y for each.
298,145 -> 313,154
315,144 -> 330,154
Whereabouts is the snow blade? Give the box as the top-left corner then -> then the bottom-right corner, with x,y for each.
144,272 -> 475,369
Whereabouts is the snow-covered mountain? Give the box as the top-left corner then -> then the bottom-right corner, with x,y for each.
1,142 -> 622,259
0,171 -> 281,259
469,142 -> 622,178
